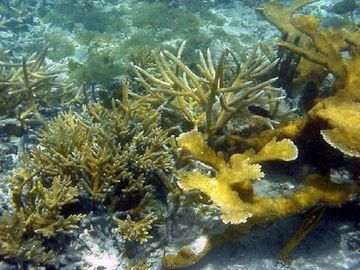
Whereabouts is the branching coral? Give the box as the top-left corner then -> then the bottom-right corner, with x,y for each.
271,10 -> 360,156
162,130 -> 358,268
277,14 -> 360,92
28,100 -> 173,200
309,98 -> 360,157
0,91 -> 175,266
133,42 -> 295,142
234,1 -> 360,155
257,0 -> 318,40
0,212 -> 54,266
115,213 -> 156,244
0,47 -> 81,125
0,175 -> 83,266
259,0 -> 360,91
177,130 -> 298,224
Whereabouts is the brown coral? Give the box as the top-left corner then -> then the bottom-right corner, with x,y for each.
0,175 -> 83,266
0,47 -> 81,125
30,101 -> 173,200
1,93 -> 175,266
115,213 -> 156,244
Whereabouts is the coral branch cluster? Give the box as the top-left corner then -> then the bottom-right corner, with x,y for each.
0,97 -> 174,265
0,47 -> 81,125
133,42 -> 294,141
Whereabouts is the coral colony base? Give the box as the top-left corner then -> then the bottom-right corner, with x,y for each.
0,0 -> 359,269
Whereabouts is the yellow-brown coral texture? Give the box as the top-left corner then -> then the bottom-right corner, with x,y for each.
177,130 -> 298,224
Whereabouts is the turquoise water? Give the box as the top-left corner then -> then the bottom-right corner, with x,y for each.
0,1 -> 359,269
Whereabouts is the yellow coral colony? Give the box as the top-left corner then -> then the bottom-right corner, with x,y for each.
274,12 -> 360,157
310,98 -> 360,157
162,130 -> 357,268
249,0 -> 360,157
177,130 -> 298,224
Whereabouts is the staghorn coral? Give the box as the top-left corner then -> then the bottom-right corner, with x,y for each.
162,131 -> 358,268
0,90 -> 175,266
0,211 -> 53,266
0,47 -> 81,125
115,213 -> 156,244
0,175 -> 83,266
28,100 -> 173,200
133,41 -> 295,142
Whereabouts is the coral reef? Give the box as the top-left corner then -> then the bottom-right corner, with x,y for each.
309,98 -> 360,157
115,213 -> 156,244
277,14 -> 360,92
0,0 -> 359,269
0,175 -> 83,267
268,2 -> 360,158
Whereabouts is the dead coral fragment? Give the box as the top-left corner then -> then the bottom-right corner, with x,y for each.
177,130 -> 298,224
115,213 -> 156,244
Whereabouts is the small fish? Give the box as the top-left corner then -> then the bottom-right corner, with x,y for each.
248,105 -> 270,118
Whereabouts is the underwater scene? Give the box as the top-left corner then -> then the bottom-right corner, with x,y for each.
0,0 -> 360,269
